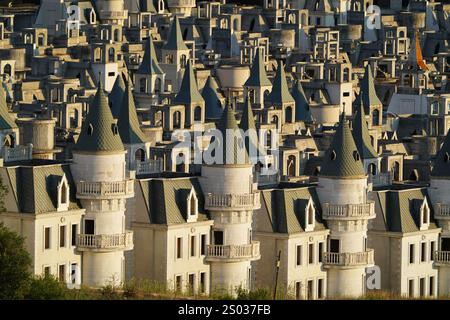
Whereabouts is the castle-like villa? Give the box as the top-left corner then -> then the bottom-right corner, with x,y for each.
0,0 -> 450,299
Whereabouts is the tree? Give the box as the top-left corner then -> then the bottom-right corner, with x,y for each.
26,275 -> 68,300
0,222 -> 32,299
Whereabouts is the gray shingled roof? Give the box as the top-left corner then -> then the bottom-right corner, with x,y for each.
1,164 -> 82,214
0,83 -> 17,130
292,79 -> 313,122
173,60 -> 204,104
201,76 -> 223,119
137,37 -> 164,75
244,48 -> 272,87
117,81 -> 148,145
74,83 -> 125,153
137,177 -> 210,225
352,97 -> 378,159
163,16 -> 188,51
258,187 -> 326,234
320,114 -> 366,178
239,96 -> 260,157
139,0 -> 156,13
109,75 -> 126,119
431,129 -> 450,177
360,64 -> 382,114
266,61 -> 294,106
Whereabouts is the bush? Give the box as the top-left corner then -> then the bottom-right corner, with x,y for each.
236,287 -> 272,300
25,275 -> 68,300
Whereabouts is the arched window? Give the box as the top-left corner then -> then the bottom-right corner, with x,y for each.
154,78 -> 161,93
287,155 -> 296,176
393,161 -> 400,181
271,115 -> 279,128
87,124 -> 93,135
176,152 -> 185,172
180,55 -> 187,67
114,29 -> 120,42
108,48 -> 115,62
233,18 -> 239,31
3,134 -> 14,147
140,78 -> 147,93
111,124 -> 118,135
307,204 -> 314,225
368,163 -> 376,175
266,130 -> 272,148
372,109 -> 380,126
285,106 -> 293,123
343,68 -> 350,82
173,111 -> 181,129
194,106 -> 202,122
3,64 -> 11,77
37,33 -> 45,46
135,148 -> 145,162
94,48 -> 102,62
61,183 -> 67,205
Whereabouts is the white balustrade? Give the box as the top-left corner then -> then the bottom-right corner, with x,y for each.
76,180 -> 134,198
76,231 -> 133,250
206,241 -> 260,260
323,201 -> 375,219
136,159 -> 163,175
205,193 -> 260,209
322,249 -> 374,267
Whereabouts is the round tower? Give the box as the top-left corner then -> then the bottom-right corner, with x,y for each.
166,0 -> 195,17
428,129 -> 450,294
200,104 -> 260,295
95,0 -> 128,26
316,114 -> 375,298
70,83 -> 133,286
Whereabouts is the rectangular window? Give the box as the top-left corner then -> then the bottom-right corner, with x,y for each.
200,272 -> 206,294
44,266 -> 51,276
59,225 -> 66,248
408,279 -> 414,297
330,239 -> 339,253
296,245 -> 302,266
308,243 -> 314,264
85,219 -> 94,235
44,227 -> 51,250
71,224 -> 78,246
430,241 -> 436,261
175,275 -> 182,292
409,244 -> 415,264
421,242 -> 426,262
419,278 -> 425,297
343,92 -> 350,97
318,279 -> 324,299
295,282 -> 301,300
71,263 -> 77,284
429,276 -> 435,297
176,237 -> 182,259
188,274 -> 195,294
318,242 -> 324,263
59,264 -> 66,283
201,234 -> 207,256
214,230 -> 223,245
108,72 -> 115,77
190,236 -> 196,257
307,280 -> 313,300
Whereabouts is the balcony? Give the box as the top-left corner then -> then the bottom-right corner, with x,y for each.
322,201 -> 375,220
2,144 -> 33,162
205,241 -> 260,262
76,180 -> 134,199
434,204 -> 450,219
136,159 -> 163,175
76,231 -> 133,252
434,251 -> 450,266
205,193 -> 260,210
368,172 -> 392,187
322,249 -> 374,268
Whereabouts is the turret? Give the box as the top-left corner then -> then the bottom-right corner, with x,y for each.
244,48 -> 272,109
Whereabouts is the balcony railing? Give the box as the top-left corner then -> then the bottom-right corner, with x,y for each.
76,180 -> 134,199
76,231 -> 133,252
205,241 -> 260,261
322,201 -> 375,219
2,144 -> 33,162
435,251 -> 450,265
322,249 -> 374,267
434,204 -> 450,218
368,172 -> 392,187
205,193 -> 260,210
136,159 -> 163,175
257,173 -> 279,185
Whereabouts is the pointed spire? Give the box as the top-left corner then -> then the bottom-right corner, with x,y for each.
239,94 -> 260,157
109,75 -> 126,118
117,80 -> 148,145
75,84 -> 124,153
266,61 -> 295,105
0,82 -> 16,130
201,76 -> 223,119
408,30 -> 429,71
352,97 -> 378,159
137,37 -> 164,75
244,48 -> 271,87
173,60 -> 204,104
320,113 -> 365,178
431,129 -> 450,178
163,16 -> 188,51
292,79 -> 313,122
360,64 -> 382,113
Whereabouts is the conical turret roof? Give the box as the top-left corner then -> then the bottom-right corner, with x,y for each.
74,82 -> 124,153
201,76 -> 223,119
173,60 -> 204,104
292,80 -> 312,122
163,16 -> 188,51
266,61 -> 294,105
352,97 -> 378,159
320,113 -> 365,178
244,48 -> 271,87
137,37 -> 164,75
360,64 -> 382,113
117,80 -> 148,145
109,75 -> 126,118
239,95 -> 260,158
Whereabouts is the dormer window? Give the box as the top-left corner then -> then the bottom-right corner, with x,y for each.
420,199 -> 430,231
330,150 -> 336,160
305,198 -> 315,232
57,174 -> 69,212
187,188 -> 198,223
353,150 -> 360,161
111,124 -> 118,135
87,124 -> 93,135
444,152 -> 449,163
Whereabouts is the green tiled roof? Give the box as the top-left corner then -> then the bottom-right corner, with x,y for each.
109,75 -> 126,119
360,64 -> 382,113
320,113 -> 366,178
173,60 -> 204,104
292,79 -> 313,122
374,188 -> 438,233
244,48 -> 272,87
137,37 -> 164,75
163,16 -> 188,51
352,97 -> 378,159
117,81 -> 148,145
0,83 -> 17,130
1,164 -> 82,214
201,76 -> 223,119
258,187 -> 326,234
239,96 -> 260,157
431,129 -> 450,177
138,177 -> 210,225
266,61 -> 294,105
74,83 -> 124,153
